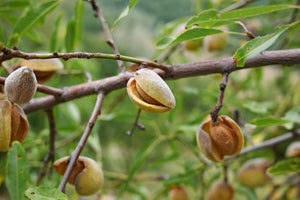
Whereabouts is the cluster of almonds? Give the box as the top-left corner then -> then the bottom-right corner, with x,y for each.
126,68 -> 244,163
0,57 -> 63,152
0,67 -> 37,152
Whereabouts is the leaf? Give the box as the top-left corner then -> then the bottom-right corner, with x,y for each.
65,20 -> 76,52
268,157 -> 300,175
118,139 -> 161,197
25,186 -> 68,200
0,0 -> 30,12
0,152 -> 7,176
236,185 -> 257,200
74,0 -> 84,46
112,0 -> 140,30
243,101 -> 275,114
8,0 -> 59,46
186,5 -> 294,28
50,14 -> 63,51
5,142 -> 29,200
156,27 -> 223,49
282,105 -> 300,129
233,24 -> 290,67
251,117 -> 289,127
163,165 -> 206,186
221,4 -> 294,20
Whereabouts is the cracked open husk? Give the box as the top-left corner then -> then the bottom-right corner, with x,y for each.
54,156 -> 104,196
0,100 -> 29,152
127,68 -> 175,113
18,58 -> 63,83
196,115 -> 244,162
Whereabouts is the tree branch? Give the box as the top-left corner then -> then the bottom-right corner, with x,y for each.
0,44 -> 169,71
19,48 -> 300,114
58,92 -> 105,192
227,129 -> 300,161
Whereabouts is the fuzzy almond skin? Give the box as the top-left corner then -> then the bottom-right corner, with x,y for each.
206,181 -> 234,200
237,158 -> 271,188
5,67 -> 37,104
75,157 -> 104,196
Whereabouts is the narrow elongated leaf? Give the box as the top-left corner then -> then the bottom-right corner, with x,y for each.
74,0 -> 84,46
112,0 -> 140,30
163,165 -> 206,186
251,117 -> 289,127
50,14 -> 63,51
5,142 -> 29,200
221,4 -> 294,20
156,28 -> 222,49
8,0 -> 59,46
0,152 -> 7,176
25,186 -> 68,200
118,139 -> 161,197
65,20 -> 76,52
233,25 -> 290,67
268,158 -> 300,175
236,185 -> 257,200
186,5 -> 294,29
0,0 -> 29,12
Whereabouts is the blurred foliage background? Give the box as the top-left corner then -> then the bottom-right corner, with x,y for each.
0,0 -> 300,199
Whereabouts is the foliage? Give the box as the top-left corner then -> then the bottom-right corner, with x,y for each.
0,0 -> 300,199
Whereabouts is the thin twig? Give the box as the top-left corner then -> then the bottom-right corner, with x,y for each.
36,108 -> 57,185
0,44 -> 170,72
0,77 -> 63,96
126,108 -> 145,135
227,130 -> 300,161
235,21 -> 256,39
58,92 -> 105,192
88,0 -> 124,72
210,73 -> 229,123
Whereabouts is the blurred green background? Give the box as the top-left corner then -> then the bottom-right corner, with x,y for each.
0,0 -> 300,199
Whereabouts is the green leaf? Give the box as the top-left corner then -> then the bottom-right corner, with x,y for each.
186,9 -> 232,28
5,142 -> 29,200
118,139 -> 161,197
251,117 -> 289,127
65,20 -> 76,52
25,186 -> 68,200
156,27 -> 222,49
50,14 -> 63,52
186,5 -> 294,28
282,105 -> 300,129
163,165 -> 206,186
8,0 -> 59,46
233,24 -> 290,67
0,152 -> 7,176
0,0 -> 30,12
236,185 -> 257,200
221,4 -> 294,20
268,157 -> 300,175
112,0 -> 140,30
243,101 -> 275,114
156,36 -> 175,49
74,0 -> 84,46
